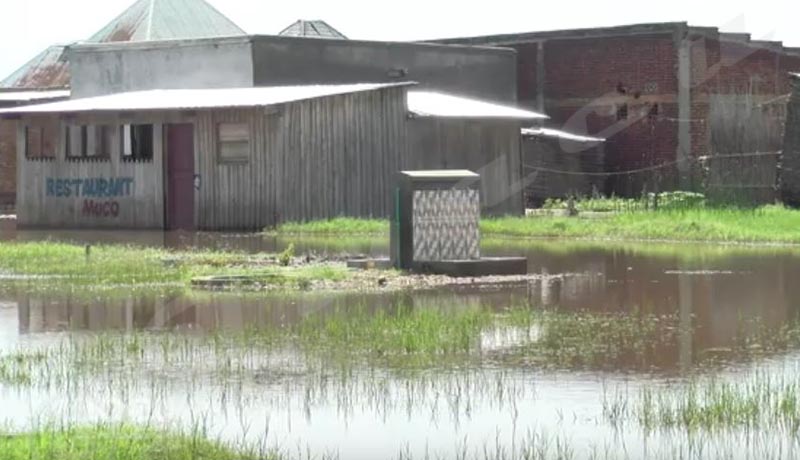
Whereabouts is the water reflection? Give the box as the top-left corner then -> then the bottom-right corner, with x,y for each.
5,243 -> 800,373
5,235 -> 800,458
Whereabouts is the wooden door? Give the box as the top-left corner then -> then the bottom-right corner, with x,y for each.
166,124 -> 195,230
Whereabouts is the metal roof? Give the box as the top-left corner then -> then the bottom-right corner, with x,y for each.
0,84 -> 547,121
0,83 -> 412,115
89,0 -> 245,42
2,0 -> 245,89
0,90 -> 70,102
278,20 -> 348,39
400,170 -> 479,178
522,127 -> 605,143
407,91 -> 547,120
0,46 -> 70,89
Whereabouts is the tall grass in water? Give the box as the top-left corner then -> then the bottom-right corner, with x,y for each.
0,303 -> 680,391
603,373 -> 800,432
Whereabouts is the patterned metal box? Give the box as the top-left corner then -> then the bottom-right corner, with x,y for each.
391,170 -> 481,269
412,189 -> 480,261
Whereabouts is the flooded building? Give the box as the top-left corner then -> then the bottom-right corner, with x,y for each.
434,23 -> 800,202
1,83 -> 541,230
0,0 -> 247,209
0,90 -> 70,210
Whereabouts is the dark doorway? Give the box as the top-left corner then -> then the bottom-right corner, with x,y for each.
166,124 -> 195,230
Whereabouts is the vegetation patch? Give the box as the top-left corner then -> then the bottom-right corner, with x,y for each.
0,241 -> 349,292
272,201 -> 800,244
273,217 -> 390,235
604,374 -> 800,432
0,424 -> 274,460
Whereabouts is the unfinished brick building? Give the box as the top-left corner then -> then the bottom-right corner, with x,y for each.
436,23 -> 800,201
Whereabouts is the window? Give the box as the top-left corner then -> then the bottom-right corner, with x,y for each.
24,120 -> 57,159
95,125 -> 114,159
218,123 -> 249,162
121,124 -> 154,161
65,126 -> 89,159
617,104 -> 629,121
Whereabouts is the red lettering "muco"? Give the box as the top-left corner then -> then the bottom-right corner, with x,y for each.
82,200 -> 120,218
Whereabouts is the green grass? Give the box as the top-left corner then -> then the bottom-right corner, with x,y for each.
0,303 -> 683,389
0,241 -> 348,290
274,217 -> 389,235
273,205 -> 800,244
0,424 -> 275,460
292,305 -> 493,358
483,206 -> 800,243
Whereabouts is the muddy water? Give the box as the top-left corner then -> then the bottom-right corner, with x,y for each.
2,232 -> 800,459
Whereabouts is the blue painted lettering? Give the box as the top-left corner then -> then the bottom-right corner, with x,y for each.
45,177 -> 135,198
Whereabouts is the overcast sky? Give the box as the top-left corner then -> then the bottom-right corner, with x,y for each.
1,0 -> 798,80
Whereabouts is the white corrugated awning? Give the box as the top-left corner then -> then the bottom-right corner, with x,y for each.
0,84 -> 547,120
522,127 -> 605,143
407,91 -> 546,119
0,90 -> 70,102
0,83 -> 412,115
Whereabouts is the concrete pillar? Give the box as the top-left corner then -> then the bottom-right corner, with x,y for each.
536,41 -> 546,113
676,28 -> 693,191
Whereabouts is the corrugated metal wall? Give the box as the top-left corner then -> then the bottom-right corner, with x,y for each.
17,86 -> 526,230
523,136 -> 606,206
17,115 -> 165,229
195,86 -> 409,230
781,79 -> 800,206
406,118 -> 524,216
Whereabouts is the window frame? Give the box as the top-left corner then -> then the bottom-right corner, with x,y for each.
120,124 -> 154,162
94,125 -> 114,160
217,122 -> 251,163
65,125 -> 90,160
24,120 -> 57,160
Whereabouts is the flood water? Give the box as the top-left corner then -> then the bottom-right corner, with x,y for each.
3,230 -> 800,459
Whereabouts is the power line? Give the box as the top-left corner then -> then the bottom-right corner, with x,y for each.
524,151 -> 783,177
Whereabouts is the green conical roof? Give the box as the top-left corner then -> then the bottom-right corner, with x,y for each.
3,0 -> 245,88
278,20 -> 347,40
89,0 -> 245,43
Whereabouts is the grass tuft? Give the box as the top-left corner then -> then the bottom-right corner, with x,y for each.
0,424 -> 276,460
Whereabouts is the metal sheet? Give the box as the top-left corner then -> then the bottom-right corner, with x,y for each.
521,127 -> 605,143
407,91 -> 546,119
0,83 -> 413,114
0,90 -> 70,102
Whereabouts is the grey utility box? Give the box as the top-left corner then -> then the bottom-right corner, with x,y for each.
391,170 -> 482,270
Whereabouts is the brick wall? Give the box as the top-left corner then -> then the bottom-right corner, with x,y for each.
537,34 -> 680,195
691,38 -> 799,155
516,43 -> 539,107
0,120 -> 16,208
